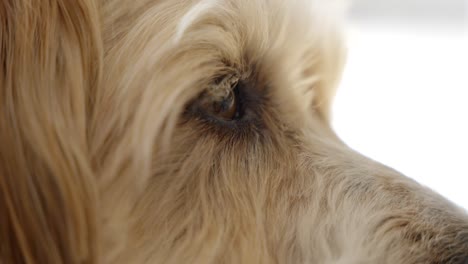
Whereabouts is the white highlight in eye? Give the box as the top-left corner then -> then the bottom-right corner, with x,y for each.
174,0 -> 219,43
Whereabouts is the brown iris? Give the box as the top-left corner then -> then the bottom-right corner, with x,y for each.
197,87 -> 238,120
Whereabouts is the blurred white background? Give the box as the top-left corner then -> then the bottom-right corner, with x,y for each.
333,0 -> 468,209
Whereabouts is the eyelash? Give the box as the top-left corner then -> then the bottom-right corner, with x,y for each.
198,82 -> 243,121
181,79 -> 275,147
186,71 -> 242,116
184,69 -> 269,133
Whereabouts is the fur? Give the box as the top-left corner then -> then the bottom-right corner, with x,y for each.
1,0 -> 467,263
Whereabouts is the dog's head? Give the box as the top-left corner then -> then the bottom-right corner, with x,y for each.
1,0 -> 467,263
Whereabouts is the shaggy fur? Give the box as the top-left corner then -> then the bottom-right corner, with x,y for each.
1,0 -> 467,263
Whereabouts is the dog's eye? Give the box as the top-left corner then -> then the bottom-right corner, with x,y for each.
189,74 -> 243,122
197,83 -> 240,121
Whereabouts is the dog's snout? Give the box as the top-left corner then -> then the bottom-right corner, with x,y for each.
454,243 -> 468,264
434,233 -> 468,264
458,257 -> 468,264
453,234 -> 468,264
448,255 -> 468,264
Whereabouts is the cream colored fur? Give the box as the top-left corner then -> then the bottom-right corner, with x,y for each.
1,0 -> 467,263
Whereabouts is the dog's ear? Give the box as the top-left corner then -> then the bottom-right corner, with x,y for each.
306,0 -> 348,122
309,30 -> 347,123
282,0 -> 347,123
0,1 -> 102,263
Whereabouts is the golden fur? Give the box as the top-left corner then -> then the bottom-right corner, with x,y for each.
1,0 -> 467,263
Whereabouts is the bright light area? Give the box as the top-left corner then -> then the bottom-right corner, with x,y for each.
333,23 -> 468,210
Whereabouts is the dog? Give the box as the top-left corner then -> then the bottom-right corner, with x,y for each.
1,0 -> 467,263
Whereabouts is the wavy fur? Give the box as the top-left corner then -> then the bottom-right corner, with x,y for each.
1,0 -> 467,263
